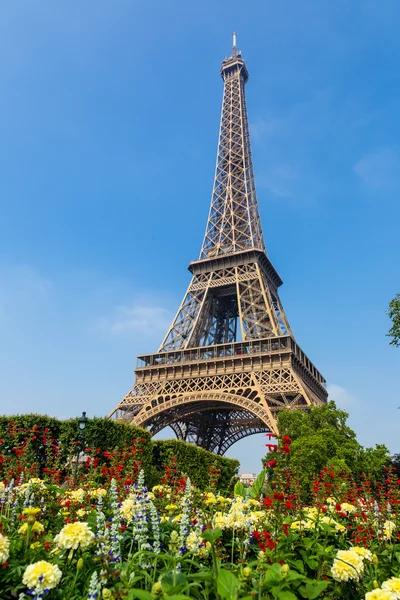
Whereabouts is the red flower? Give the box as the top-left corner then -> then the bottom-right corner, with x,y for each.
280,445 -> 290,454
284,501 -> 293,509
273,492 -> 284,501
283,436 -> 292,444
265,444 -> 278,451
282,523 -> 290,536
264,497 -> 273,508
253,531 -> 261,541
266,538 -> 276,550
266,460 -> 277,468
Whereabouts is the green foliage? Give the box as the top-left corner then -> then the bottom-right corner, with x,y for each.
0,414 -> 239,491
271,401 -> 389,496
387,293 -> 400,347
152,438 -> 239,492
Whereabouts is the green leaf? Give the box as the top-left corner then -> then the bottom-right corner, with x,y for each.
127,591 -> 153,600
187,572 -> 213,581
249,468 -> 266,499
234,480 -> 246,497
276,592 -> 298,600
264,563 -> 283,587
304,581 -> 329,599
201,527 -> 222,544
217,569 -> 240,599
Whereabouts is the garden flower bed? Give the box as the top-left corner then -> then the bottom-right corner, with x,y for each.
1,464 -> 400,600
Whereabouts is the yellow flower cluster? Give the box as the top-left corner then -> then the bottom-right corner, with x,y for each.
186,531 -> 211,557
120,496 -> 140,524
23,507 -> 41,517
53,522 -> 94,550
382,577 -> 400,599
17,478 -> 47,494
365,577 -> 400,600
321,516 -> 346,533
68,489 -> 86,503
331,547 -> 371,582
0,533 -> 10,565
22,560 -> 62,593
19,521 -> 44,535
383,520 -> 396,540
365,590 -> 397,600
89,488 -> 107,499
213,497 -> 264,530
340,502 -> 357,514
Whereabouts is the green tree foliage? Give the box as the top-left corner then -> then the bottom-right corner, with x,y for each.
269,401 -> 389,496
387,293 -> 400,347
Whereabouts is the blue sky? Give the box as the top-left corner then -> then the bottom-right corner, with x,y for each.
1,1 -> 399,473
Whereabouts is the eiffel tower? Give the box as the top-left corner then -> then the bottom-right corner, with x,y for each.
110,34 -> 327,454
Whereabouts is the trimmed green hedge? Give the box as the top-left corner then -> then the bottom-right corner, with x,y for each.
0,415 -> 239,491
152,439 -> 239,493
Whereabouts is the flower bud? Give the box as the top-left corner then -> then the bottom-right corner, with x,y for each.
102,589 -> 112,599
372,554 -> 378,565
242,567 -> 251,580
373,580 -> 379,589
76,558 -> 84,570
151,582 -> 164,599
281,564 -> 290,578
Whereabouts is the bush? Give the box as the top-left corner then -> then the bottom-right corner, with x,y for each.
0,415 -> 239,491
152,439 -> 239,492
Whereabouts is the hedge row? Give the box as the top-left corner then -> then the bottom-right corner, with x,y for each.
0,415 -> 239,491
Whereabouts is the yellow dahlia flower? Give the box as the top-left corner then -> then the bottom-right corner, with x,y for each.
22,561 -> 62,593
68,489 -> 86,503
53,522 -> 94,550
352,546 -> 373,561
19,521 -> 44,535
331,549 -> 364,582
0,533 -> 10,564
382,577 -> 400,598
365,590 -> 396,600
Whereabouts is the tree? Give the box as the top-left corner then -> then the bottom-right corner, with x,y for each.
267,401 -> 389,497
387,293 -> 400,347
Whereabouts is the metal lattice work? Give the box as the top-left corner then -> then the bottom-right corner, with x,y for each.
109,35 -> 328,453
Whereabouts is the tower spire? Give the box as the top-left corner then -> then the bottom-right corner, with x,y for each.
200,37 -> 263,259
232,31 -> 237,57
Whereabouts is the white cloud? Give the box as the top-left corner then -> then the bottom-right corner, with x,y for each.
327,383 -> 358,409
353,147 -> 400,191
99,301 -> 173,337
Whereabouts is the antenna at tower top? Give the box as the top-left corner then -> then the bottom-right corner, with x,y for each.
232,31 -> 237,56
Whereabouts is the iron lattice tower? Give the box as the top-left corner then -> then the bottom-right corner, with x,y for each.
109,35 -> 327,454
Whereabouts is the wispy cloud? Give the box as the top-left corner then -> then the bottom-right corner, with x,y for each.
327,383 -> 358,409
99,300 -> 173,338
353,146 -> 400,191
